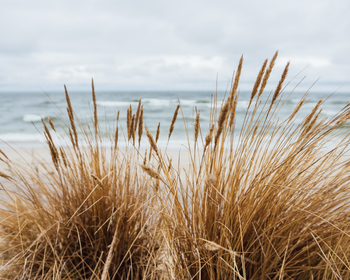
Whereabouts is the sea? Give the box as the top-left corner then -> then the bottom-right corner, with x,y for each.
0,90 -> 349,150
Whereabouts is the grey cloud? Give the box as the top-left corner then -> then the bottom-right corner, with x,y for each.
0,0 -> 349,91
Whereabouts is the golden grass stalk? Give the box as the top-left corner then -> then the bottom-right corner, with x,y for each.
155,122 -> 160,143
91,174 -> 104,188
131,113 -> 135,145
148,147 -> 153,161
134,99 -> 141,133
214,101 -> 230,148
42,118 -> 60,171
0,170 -> 11,179
272,61 -> 290,104
204,124 -> 214,150
92,78 -> 98,136
41,118 -> 54,144
116,109 -> 120,150
0,149 -> 9,160
194,111 -> 200,145
127,105 -> 131,141
289,95 -> 306,121
64,85 -> 79,147
48,117 -> 56,131
143,149 -> 147,165
138,105 -> 144,148
228,94 -> 238,130
141,164 -> 160,180
59,147 -> 68,167
265,61 -> 290,116
258,50 -> 278,98
249,59 -> 268,107
206,174 -> 217,184
168,104 -> 180,140
145,125 -> 159,158
168,158 -> 172,173
229,55 -> 243,105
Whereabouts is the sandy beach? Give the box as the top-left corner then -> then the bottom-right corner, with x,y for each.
0,145 -> 192,186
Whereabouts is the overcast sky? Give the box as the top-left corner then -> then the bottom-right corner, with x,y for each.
0,0 -> 349,92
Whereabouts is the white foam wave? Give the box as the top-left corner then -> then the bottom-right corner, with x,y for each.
143,98 -> 172,106
291,98 -> 301,104
97,99 -> 200,108
0,133 -> 46,142
143,98 -> 197,107
237,101 -> 249,108
23,114 -> 43,122
96,101 -> 137,107
323,110 -> 340,116
181,100 -> 196,106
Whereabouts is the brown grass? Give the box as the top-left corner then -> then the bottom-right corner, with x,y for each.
1,52 -> 350,279
0,90 -> 161,279
159,54 -> 350,279
168,104 -> 180,140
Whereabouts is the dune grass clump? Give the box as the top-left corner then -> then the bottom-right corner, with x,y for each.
152,53 -> 350,278
1,51 -> 350,279
0,84 -> 161,279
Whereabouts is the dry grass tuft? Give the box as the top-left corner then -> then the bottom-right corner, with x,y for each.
159,52 -> 350,279
0,88 -> 160,280
2,52 -> 350,279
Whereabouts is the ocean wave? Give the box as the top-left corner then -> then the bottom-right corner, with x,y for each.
0,133 -> 46,142
143,98 -> 173,106
96,101 -> 138,107
97,98 -> 205,108
23,114 -> 45,122
180,99 -> 197,106
237,100 -> 249,108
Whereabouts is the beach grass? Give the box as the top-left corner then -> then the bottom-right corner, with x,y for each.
1,51 -> 350,279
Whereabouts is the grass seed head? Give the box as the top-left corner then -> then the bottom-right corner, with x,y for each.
156,122 -> 161,143
272,61 -> 290,104
194,110 -> 200,144
143,149 -> 147,165
229,55 -> 243,103
206,174 -> 217,184
214,101 -> 230,148
91,174 -> 104,188
0,171 -> 11,180
48,118 -> 56,132
138,106 -> 144,148
92,79 -> 98,135
134,99 -> 142,133
168,104 -> 180,140
131,113 -> 135,144
205,124 -> 214,149
146,125 -> 159,158
258,51 -> 278,97
141,164 -> 160,180
249,59 -> 268,107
